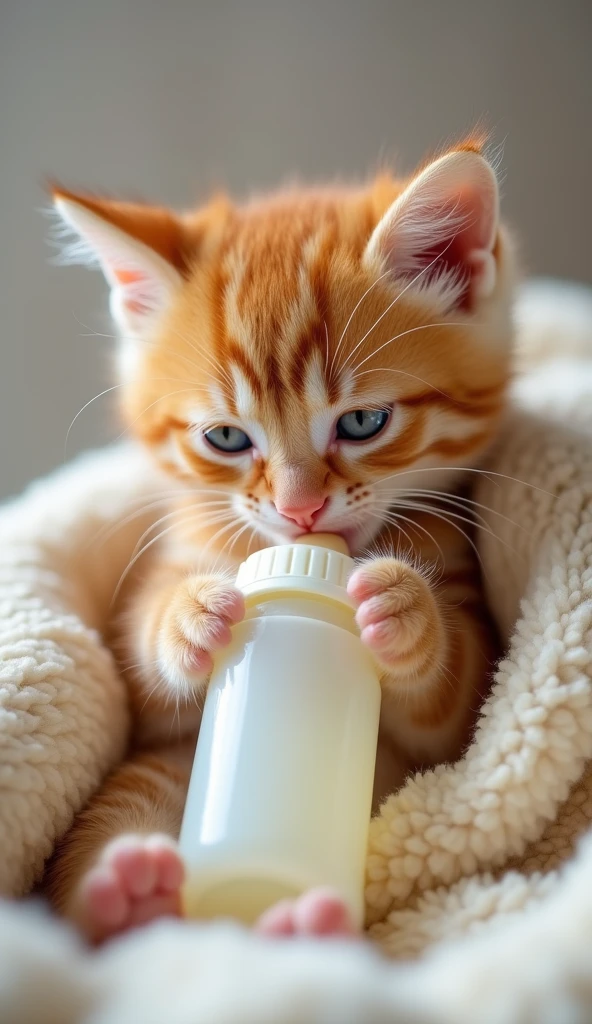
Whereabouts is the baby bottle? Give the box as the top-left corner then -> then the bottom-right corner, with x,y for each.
178,533 -> 381,928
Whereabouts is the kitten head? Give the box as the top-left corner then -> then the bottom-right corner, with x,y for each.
52,141 -> 514,555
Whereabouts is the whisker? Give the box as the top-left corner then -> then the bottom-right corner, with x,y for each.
337,237 -> 460,378
131,506 -> 236,568
385,504 -> 489,580
393,498 -> 523,562
394,490 -> 491,530
226,520 -> 255,560
65,378 -> 213,457
389,488 -> 528,535
75,313 -> 236,398
87,499 -> 228,557
323,320 -> 330,377
371,511 -> 419,555
329,269 -> 391,382
376,464 -> 557,499
72,316 -> 226,384
166,324 -> 236,395
245,525 -> 259,559
348,322 -> 482,382
113,387 -> 216,442
127,500 -> 233,562
89,493 -> 233,551
350,364 -> 452,399
65,383 -> 126,457
389,498 -> 498,545
204,514 -> 249,554
373,509 -> 446,564
111,509 -> 237,607
375,491 -> 490,534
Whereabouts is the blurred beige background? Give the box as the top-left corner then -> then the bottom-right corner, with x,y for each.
1,0 -> 590,500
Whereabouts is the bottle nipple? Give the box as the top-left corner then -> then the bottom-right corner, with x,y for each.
293,533 -> 350,555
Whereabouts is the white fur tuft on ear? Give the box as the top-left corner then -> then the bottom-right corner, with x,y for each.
46,204 -> 104,271
52,197 -> 182,338
364,151 -> 500,314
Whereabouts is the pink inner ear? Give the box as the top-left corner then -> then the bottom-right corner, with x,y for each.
401,187 -> 496,312
115,268 -> 144,286
374,153 -> 501,314
113,267 -> 160,316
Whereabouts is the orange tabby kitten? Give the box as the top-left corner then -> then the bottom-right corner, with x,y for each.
45,140 -> 512,941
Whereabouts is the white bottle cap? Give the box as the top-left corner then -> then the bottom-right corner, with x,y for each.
235,533 -> 354,608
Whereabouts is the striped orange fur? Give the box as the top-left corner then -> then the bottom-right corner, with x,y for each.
46,141 -> 513,936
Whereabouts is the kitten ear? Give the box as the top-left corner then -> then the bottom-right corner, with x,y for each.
51,188 -> 188,336
364,150 -> 500,313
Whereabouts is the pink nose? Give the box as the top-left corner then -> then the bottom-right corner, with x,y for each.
274,497 -> 327,529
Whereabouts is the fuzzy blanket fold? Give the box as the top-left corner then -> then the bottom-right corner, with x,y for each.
1,278 -> 592,1023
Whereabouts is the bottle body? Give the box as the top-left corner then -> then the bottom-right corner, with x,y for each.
179,594 -> 381,926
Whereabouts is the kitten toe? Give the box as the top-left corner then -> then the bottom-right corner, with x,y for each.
77,834 -> 184,943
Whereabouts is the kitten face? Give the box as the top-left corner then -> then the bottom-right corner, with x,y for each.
53,142 -> 514,554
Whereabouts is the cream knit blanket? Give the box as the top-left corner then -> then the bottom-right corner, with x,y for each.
1,279 -> 592,1023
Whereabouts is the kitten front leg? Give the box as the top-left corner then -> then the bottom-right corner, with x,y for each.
117,560 -> 245,748
348,556 -> 487,766
129,562 -> 245,695
348,558 -> 445,686
154,572 -> 245,691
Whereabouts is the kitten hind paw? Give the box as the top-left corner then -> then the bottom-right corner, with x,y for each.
76,834 -> 184,943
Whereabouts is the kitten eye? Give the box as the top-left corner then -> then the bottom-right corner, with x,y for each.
204,426 -> 253,453
336,409 -> 390,442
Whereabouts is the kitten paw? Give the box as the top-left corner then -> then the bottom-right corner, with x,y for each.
256,888 -> 356,939
157,575 -> 244,689
77,834 -> 184,943
348,558 -> 443,680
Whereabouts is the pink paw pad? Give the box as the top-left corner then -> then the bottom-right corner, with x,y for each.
256,888 -> 356,939
79,834 -> 184,942
360,619 -> 402,650
347,569 -> 380,604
